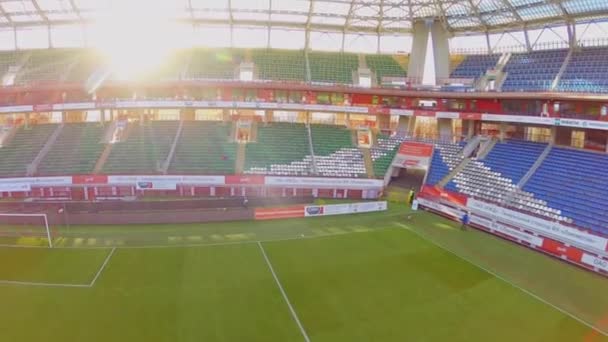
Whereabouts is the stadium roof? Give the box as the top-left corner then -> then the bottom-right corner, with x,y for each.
0,0 -> 607,35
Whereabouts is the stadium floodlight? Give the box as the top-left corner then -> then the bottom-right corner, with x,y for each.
0,213 -> 53,248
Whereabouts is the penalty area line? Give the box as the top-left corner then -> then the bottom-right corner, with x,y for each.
258,241 -> 311,342
399,225 -> 608,337
0,280 -> 90,288
89,247 -> 116,287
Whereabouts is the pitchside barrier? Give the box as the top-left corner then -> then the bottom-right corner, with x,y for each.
254,201 -> 388,221
416,195 -> 608,277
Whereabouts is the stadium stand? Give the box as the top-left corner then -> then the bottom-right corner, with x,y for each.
482,140 -> 547,184
0,124 -> 58,177
169,121 -> 237,174
311,124 -> 366,178
365,55 -> 407,84
370,134 -> 402,177
64,50 -> 103,83
433,139 -> 565,222
426,142 -> 464,186
186,49 -> 242,80
524,147 -> 608,235
502,49 -> 568,92
252,50 -> 306,82
103,121 -> 178,174
308,52 -> 359,84
558,46 -> 608,93
245,122 -> 311,176
38,123 -> 105,175
450,54 -> 500,79
15,49 -> 76,85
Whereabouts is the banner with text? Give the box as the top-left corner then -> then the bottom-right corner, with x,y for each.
392,142 -> 434,169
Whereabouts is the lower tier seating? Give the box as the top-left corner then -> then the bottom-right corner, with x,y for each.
38,123 -> 105,175
245,122 -> 311,176
482,140 -> 546,184
0,124 -> 58,177
311,124 -> 366,178
170,121 -> 237,174
524,147 -> 608,235
103,121 -> 178,174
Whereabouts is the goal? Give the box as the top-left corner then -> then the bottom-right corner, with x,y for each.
0,213 -> 54,248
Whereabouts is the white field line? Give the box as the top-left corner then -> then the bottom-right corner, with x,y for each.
258,242 -> 311,342
0,280 -> 90,288
0,227 -> 390,250
399,225 -> 608,337
89,247 -> 116,287
0,247 -> 116,288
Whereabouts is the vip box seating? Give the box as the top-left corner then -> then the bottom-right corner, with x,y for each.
524,147 -> 608,235
0,124 -> 58,177
450,54 -> 500,79
169,121 -> 237,175
558,46 -> 608,93
310,124 -> 366,178
502,49 -> 568,92
38,123 -> 105,176
244,122 -> 312,176
102,121 -> 179,174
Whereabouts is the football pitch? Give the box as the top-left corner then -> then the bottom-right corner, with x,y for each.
0,204 -> 607,342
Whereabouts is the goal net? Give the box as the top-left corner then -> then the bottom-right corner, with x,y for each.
0,213 -> 54,248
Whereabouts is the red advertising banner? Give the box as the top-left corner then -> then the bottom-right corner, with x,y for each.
392,142 -> 434,169
254,206 -> 305,220
225,175 -> 266,185
72,175 -> 108,185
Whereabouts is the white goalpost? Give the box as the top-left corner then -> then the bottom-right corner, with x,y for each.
0,213 -> 53,248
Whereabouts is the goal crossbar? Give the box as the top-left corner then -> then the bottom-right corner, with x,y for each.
0,213 -> 52,248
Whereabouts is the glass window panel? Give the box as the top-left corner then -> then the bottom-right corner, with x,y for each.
310,31 -> 342,51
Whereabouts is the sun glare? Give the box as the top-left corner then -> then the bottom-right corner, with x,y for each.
89,1 -> 186,79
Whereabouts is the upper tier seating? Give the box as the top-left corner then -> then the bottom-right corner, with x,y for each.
170,121 -> 236,174
502,49 -> 568,92
482,140 -> 546,184
245,122 -> 311,176
0,124 -> 58,177
103,121 -> 179,174
38,123 -> 105,175
185,49 -> 242,80
253,50 -> 306,82
311,124 -> 366,178
64,50 -> 102,83
309,52 -> 358,84
0,51 -> 23,80
15,50 -> 76,85
450,54 -> 500,79
365,55 -> 407,84
558,46 -> 608,93
524,147 -> 608,235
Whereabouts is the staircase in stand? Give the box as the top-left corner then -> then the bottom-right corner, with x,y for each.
360,148 -> 375,178
161,120 -> 184,174
26,124 -> 64,176
517,143 -> 553,188
235,143 -> 246,174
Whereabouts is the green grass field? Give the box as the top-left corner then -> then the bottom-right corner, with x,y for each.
0,204 -> 607,341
